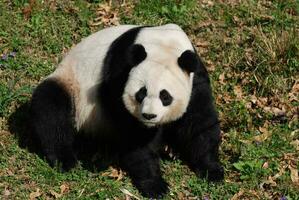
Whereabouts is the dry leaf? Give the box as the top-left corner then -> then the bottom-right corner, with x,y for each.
288,165 -> 299,185
267,176 -> 277,186
90,2 -> 120,27
49,190 -> 62,199
3,187 -> 10,196
205,60 -> 215,71
230,189 -> 244,200
273,165 -> 287,179
250,95 -> 258,104
202,0 -> 214,7
272,107 -> 286,116
196,40 -> 209,48
60,183 -> 69,194
22,0 -> 36,19
240,139 -> 251,144
197,20 -> 214,28
290,140 -> 299,151
120,188 -> 140,200
233,85 -> 243,99
260,176 -> 277,190
262,162 -> 269,169
253,126 -> 271,142
291,81 -> 299,93
109,168 -> 123,181
102,167 -> 123,181
219,73 -> 225,85
29,188 -> 42,200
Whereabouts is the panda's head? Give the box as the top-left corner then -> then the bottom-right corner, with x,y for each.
123,44 -> 200,127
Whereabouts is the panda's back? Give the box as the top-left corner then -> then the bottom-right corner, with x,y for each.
48,25 -> 138,132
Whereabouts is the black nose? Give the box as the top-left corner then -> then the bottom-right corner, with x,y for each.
142,113 -> 157,120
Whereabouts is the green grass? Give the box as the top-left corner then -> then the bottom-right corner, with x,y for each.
1,0 -> 298,199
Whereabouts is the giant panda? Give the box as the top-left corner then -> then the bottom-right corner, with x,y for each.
29,24 -> 223,198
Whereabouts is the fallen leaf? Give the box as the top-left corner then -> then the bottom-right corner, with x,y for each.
234,85 -> 243,99
262,162 -> 269,169
253,126 -> 271,142
22,0 -> 36,19
291,80 -> 299,93
90,2 -> 120,27
205,60 -> 215,71
271,107 -> 286,116
230,189 -> 244,200
219,73 -> 225,85
120,188 -> 140,200
288,165 -> 299,185
196,39 -> 209,48
202,0 -> 214,7
3,187 -> 10,196
102,167 -> 123,181
260,176 -> 277,189
29,188 -> 42,200
60,183 -> 69,194
273,165 -> 287,179
49,190 -> 62,199
290,140 -> 299,151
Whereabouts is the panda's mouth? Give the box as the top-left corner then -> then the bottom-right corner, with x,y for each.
142,120 -> 158,127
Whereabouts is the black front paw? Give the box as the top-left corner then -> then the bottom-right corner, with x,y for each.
196,164 -> 224,182
61,155 -> 77,172
135,178 -> 169,199
207,165 -> 224,182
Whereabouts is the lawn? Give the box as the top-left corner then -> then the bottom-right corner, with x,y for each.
0,0 -> 298,199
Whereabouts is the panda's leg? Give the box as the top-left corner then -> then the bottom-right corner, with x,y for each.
120,148 -> 168,198
30,79 -> 77,171
167,124 -> 224,182
189,133 -> 224,182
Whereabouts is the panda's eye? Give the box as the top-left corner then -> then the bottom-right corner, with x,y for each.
160,89 -> 173,106
135,86 -> 147,103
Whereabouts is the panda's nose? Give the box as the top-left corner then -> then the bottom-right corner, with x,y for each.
142,113 -> 157,120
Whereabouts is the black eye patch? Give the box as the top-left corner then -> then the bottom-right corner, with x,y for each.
160,89 -> 173,106
135,86 -> 147,103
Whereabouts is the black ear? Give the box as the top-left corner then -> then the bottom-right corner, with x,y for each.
127,44 -> 147,66
178,50 -> 200,73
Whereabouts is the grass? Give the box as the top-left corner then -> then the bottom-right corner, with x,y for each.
1,0 -> 298,199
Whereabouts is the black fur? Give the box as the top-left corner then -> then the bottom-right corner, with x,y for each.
127,44 -> 147,67
164,52 -> 224,181
178,50 -> 208,75
29,79 -> 77,171
98,26 -> 168,198
29,26 -> 223,198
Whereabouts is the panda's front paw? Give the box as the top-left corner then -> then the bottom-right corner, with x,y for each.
207,165 -> 224,182
195,163 -> 224,182
61,155 -> 77,172
135,177 -> 169,198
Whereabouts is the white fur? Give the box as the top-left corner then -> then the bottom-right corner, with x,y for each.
48,24 -> 194,131
123,24 -> 195,127
49,25 -> 137,131
123,60 -> 194,127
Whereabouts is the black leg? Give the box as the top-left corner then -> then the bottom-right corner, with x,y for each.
120,148 -> 168,198
189,136 -> 224,182
30,79 -> 77,171
166,123 -> 224,182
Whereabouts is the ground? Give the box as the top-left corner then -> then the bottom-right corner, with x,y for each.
0,0 -> 298,199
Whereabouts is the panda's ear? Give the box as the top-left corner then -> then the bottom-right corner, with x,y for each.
178,50 -> 202,73
127,44 -> 147,66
